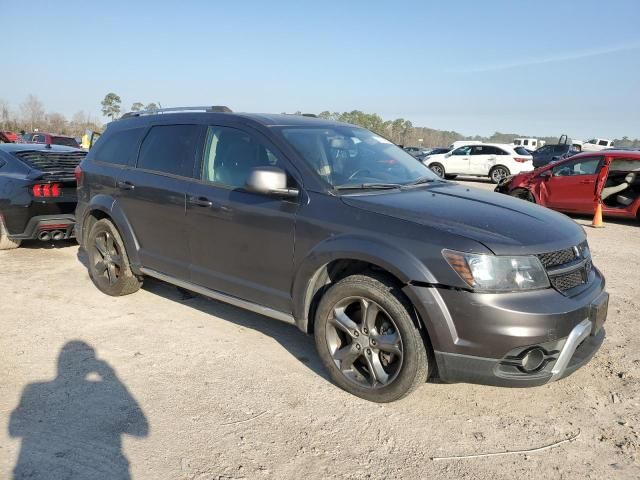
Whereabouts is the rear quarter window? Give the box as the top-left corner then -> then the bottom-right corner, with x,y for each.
514,147 -> 531,156
93,128 -> 147,166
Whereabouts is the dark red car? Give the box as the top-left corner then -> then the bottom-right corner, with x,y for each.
0,131 -> 18,143
495,150 -> 640,221
21,132 -> 80,148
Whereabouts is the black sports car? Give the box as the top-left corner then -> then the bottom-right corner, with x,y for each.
0,143 -> 85,249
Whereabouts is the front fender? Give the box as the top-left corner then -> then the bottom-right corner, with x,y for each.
80,195 -> 142,273
291,234 -> 437,332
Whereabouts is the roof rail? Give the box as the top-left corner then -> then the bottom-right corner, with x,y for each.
120,105 -> 232,119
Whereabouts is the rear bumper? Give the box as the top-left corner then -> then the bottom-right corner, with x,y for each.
8,214 -> 75,240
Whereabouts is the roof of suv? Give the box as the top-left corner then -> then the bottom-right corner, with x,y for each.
115,112 -> 349,129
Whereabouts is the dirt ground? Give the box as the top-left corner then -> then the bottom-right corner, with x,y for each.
1,178 -> 638,479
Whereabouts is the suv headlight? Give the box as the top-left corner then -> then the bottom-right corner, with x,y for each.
443,250 -> 549,291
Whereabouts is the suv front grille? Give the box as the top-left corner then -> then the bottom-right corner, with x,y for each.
538,242 -> 591,294
538,247 -> 576,269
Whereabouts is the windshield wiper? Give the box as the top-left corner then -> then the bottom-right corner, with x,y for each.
333,182 -> 403,191
402,176 -> 438,188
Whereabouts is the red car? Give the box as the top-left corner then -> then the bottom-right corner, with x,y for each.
21,132 -> 80,148
495,150 -> 640,221
0,131 -> 18,143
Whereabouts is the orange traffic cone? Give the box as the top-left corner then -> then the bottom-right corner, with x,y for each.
591,202 -> 604,228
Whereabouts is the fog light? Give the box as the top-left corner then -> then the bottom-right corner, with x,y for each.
521,348 -> 546,372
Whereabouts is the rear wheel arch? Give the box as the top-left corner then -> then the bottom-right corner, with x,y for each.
81,199 -> 141,272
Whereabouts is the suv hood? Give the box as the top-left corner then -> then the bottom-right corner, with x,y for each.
341,182 -> 585,255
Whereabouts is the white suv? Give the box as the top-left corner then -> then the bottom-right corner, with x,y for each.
423,143 -> 534,183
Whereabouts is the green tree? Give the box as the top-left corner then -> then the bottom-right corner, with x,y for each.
145,103 -> 158,111
101,93 -> 122,121
131,102 -> 144,112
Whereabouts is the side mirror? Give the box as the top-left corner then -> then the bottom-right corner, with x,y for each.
444,152 -> 452,158
246,166 -> 299,199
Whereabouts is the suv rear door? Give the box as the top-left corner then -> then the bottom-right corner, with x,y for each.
116,124 -> 205,279
185,124 -> 299,313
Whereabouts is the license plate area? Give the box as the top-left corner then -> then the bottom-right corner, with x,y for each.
590,292 -> 609,335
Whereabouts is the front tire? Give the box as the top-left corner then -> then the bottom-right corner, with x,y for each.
314,273 -> 429,402
509,188 -> 535,203
490,165 -> 510,184
87,219 -> 141,296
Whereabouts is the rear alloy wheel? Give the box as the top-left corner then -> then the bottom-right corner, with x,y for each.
87,219 -> 141,296
509,188 -> 535,203
429,163 -> 445,178
314,274 -> 429,402
490,166 -> 510,184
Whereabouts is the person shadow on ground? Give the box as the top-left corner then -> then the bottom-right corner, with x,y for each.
9,341 -> 149,479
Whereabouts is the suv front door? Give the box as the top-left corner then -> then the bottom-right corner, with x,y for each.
116,124 -> 205,279
444,146 -> 472,173
543,156 -> 603,213
185,125 -> 299,313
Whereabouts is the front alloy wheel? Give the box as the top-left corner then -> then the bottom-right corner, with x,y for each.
326,297 -> 403,389
314,274 -> 429,402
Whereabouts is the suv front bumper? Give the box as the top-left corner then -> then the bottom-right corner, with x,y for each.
404,267 -> 607,387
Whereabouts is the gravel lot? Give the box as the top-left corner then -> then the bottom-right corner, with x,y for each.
1,178 -> 638,479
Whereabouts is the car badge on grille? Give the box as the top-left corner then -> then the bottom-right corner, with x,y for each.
573,246 -> 581,258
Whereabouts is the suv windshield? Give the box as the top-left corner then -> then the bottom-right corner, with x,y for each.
280,126 -> 439,189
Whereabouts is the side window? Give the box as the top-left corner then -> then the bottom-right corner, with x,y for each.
552,157 -> 602,177
453,146 -> 472,155
523,140 -> 529,146
202,126 -> 283,188
471,146 -> 485,155
137,125 -> 202,177
93,128 -> 146,166
598,140 -> 608,146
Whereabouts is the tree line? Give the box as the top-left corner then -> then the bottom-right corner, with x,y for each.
318,110 -> 640,149
3,92 -> 639,149
0,95 -> 102,137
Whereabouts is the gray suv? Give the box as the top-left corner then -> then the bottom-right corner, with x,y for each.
75,107 -> 608,402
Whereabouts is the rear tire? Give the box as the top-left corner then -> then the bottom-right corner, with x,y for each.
489,165 -> 510,184
0,218 -> 21,250
429,163 -> 445,178
509,188 -> 535,203
314,273 -> 429,402
87,219 -> 141,296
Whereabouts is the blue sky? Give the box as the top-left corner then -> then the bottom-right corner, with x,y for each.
3,0 -> 640,139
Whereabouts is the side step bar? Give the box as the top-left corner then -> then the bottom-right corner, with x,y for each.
140,267 -> 296,325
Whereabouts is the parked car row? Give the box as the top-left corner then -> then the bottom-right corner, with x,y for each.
0,107 -> 612,403
0,130 -> 81,148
